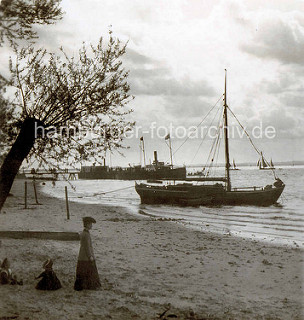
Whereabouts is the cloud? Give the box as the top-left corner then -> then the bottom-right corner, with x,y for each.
124,47 -> 216,102
254,105 -> 304,139
35,23 -> 76,51
241,13 -> 304,65
261,78 -> 294,94
1,0 -> 303,163
163,96 -> 220,122
130,73 -> 215,97
256,72 -> 304,112
280,93 -> 304,110
124,48 -> 155,65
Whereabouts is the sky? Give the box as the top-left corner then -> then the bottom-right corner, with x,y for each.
2,0 -> 304,167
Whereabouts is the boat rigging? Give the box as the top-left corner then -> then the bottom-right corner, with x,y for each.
135,70 -> 285,207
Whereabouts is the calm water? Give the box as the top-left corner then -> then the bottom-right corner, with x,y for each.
41,166 -> 304,248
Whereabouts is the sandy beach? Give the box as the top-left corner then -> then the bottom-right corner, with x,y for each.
0,179 -> 303,320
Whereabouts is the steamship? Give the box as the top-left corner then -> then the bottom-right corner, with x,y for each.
78,151 -> 186,180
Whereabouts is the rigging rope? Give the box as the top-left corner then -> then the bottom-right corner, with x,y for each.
206,122 -> 222,176
191,102 -> 222,165
214,122 -> 222,172
204,108 -> 223,176
227,106 -> 261,155
227,106 -> 277,178
100,185 -> 134,194
171,94 -> 224,159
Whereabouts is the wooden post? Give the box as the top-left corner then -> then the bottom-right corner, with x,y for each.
33,180 -> 39,204
65,186 -> 70,220
24,181 -> 27,209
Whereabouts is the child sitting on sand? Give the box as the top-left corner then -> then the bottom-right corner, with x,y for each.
35,259 -> 62,290
0,258 -> 23,285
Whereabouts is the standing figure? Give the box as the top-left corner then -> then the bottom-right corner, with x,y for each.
35,259 -> 62,290
74,216 -> 101,291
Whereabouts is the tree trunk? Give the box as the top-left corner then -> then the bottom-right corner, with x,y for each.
0,118 -> 41,211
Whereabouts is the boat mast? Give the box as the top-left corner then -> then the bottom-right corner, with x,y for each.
169,136 -> 173,168
165,134 -> 173,168
139,140 -> 142,166
223,69 -> 231,191
140,137 -> 146,167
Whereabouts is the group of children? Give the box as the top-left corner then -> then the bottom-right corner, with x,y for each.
0,257 -> 61,290
1,215 -> 100,292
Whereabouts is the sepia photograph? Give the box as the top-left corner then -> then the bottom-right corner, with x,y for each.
0,0 -> 303,319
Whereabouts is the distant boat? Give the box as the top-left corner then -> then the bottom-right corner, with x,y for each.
257,152 -> 274,170
78,149 -> 186,180
230,159 -> 239,171
270,159 -> 275,169
135,70 -> 284,207
188,168 -> 205,176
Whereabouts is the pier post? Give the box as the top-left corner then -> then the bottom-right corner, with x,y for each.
33,180 -> 39,204
24,181 -> 27,209
65,186 -> 70,220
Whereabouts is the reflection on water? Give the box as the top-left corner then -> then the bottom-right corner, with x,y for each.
41,166 -> 304,248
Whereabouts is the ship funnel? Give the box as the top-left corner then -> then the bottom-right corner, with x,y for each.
154,151 -> 158,165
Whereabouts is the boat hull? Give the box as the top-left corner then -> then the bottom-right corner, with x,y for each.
221,187 -> 284,206
135,183 -> 284,207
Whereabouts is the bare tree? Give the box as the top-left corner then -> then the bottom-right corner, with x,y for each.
0,76 -> 15,163
0,34 -> 134,210
0,0 -> 63,164
0,0 -> 63,45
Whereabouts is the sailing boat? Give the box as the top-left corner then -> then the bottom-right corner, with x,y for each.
135,70 -> 285,207
230,159 -> 239,170
270,159 -> 275,169
257,152 -> 274,170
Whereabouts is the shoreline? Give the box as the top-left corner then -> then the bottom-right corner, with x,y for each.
0,179 -> 303,319
40,178 -> 304,249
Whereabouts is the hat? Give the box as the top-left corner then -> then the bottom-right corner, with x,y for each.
1,258 -> 9,269
82,216 -> 96,224
43,259 -> 53,269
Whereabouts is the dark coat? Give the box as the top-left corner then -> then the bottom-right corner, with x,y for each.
78,229 -> 95,261
74,228 -> 100,290
36,270 -> 62,290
